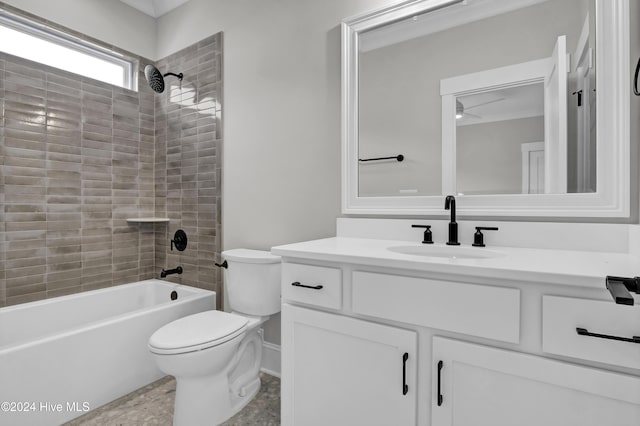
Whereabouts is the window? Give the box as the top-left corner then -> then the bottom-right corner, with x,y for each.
0,11 -> 136,90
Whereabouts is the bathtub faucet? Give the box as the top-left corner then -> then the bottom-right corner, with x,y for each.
161,266 -> 183,278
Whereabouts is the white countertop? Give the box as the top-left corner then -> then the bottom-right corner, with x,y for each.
271,237 -> 640,290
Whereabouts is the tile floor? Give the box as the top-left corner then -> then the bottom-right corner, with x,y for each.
65,373 -> 280,426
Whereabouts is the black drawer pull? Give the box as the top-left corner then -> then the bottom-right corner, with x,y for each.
291,281 -> 323,290
576,327 -> 640,344
402,352 -> 409,395
437,360 -> 444,406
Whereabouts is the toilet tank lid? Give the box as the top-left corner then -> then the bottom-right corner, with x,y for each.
222,249 -> 281,264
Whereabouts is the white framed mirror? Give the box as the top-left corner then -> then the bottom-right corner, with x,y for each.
342,0 -> 629,217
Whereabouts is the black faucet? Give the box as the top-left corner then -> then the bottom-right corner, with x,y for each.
161,266 -> 183,278
444,195 -> 460,245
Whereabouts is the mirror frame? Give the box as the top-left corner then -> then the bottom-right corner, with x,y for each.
342,0 -> 630,218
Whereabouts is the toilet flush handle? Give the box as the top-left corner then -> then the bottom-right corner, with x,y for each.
214,260 -> 228,269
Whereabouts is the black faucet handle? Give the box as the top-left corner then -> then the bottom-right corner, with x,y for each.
171,229 -> 188,252
472,227 -> 499,247
411,225 -> 433,244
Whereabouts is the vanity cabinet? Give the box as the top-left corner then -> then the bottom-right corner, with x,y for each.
275,244 -> 640,426
281,304 -> 418,426
432,337 -> 640,426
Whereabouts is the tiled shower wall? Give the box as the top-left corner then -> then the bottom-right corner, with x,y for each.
154,34 -> 224,309
0,7 -> 223,308
0,55 -> 156,307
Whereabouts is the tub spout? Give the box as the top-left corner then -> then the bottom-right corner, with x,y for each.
161,266 -> 183,278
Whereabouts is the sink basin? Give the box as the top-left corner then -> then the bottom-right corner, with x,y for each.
387,245 -> 505,260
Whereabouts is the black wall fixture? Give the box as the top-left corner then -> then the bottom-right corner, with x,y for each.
144,64 -> 183,94
161,266 -> 183,278
171,229 -> 188,252
358,155 -> 404,163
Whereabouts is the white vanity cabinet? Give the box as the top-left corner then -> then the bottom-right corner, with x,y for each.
275,243 -> 640,426
432,337 -> 640,426
281,304 -> 418,426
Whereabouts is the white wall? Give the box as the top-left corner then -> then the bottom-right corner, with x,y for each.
631,0 -> 640,224
3,0 -> 156,59
457,116 -> 544,195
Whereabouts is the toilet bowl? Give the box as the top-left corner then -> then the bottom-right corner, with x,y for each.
149,249 -> 281,426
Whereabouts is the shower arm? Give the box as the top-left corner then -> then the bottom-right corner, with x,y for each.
164,72 -> 183,81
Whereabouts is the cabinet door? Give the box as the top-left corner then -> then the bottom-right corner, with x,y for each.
282,304 -> 417,426
432,337 -> 640,426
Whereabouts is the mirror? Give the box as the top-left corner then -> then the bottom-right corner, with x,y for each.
455,82 -> 545,195
342,0 -> 629,217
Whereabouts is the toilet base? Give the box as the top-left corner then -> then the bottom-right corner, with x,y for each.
173,371 -> 233,426
171,373 -> 262,426
169,325 -> 266,426
229,375 -> 261,414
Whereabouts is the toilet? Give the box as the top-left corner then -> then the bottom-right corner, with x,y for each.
148,249 -> 281,426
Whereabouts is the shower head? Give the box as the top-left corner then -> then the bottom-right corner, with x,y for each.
143,64 -> 183,93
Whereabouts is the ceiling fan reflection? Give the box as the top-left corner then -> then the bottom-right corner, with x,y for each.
456,97 -> 506,120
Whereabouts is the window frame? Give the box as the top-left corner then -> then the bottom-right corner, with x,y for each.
0,9 -> 137,90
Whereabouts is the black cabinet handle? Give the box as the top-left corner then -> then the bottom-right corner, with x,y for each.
437,360 -> 444,406
291,281 -> 323,290
402,352 -> 409,395
576,327 -> 640,344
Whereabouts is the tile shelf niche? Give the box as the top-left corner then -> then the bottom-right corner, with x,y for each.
126,218 -> 171,223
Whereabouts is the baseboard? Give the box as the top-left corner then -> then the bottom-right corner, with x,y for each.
260,341 -> 281,378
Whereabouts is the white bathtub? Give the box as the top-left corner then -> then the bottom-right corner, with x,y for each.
0,279 -> 215,426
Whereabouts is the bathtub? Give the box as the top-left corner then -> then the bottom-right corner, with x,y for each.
0,279 -> 215,426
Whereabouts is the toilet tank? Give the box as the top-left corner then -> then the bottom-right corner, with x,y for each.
222,249 -> 281,316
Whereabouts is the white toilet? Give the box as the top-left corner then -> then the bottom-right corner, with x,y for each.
148,249 -> 281,426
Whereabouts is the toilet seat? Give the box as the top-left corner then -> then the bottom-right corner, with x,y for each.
149,311 -> 249,355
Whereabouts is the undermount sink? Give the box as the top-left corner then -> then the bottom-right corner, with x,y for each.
387,244 -> 505,260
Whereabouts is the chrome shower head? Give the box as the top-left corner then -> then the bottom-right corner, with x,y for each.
144,64 -> 183,93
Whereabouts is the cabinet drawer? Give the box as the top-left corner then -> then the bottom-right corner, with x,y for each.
542,295 -> 640,370
352,271 -> 520,343
282,263 -> 342,309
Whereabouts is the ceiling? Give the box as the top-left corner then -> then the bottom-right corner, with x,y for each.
118,0 -> 191,18
359,0 -> 548,52
457,83 -> 545,127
